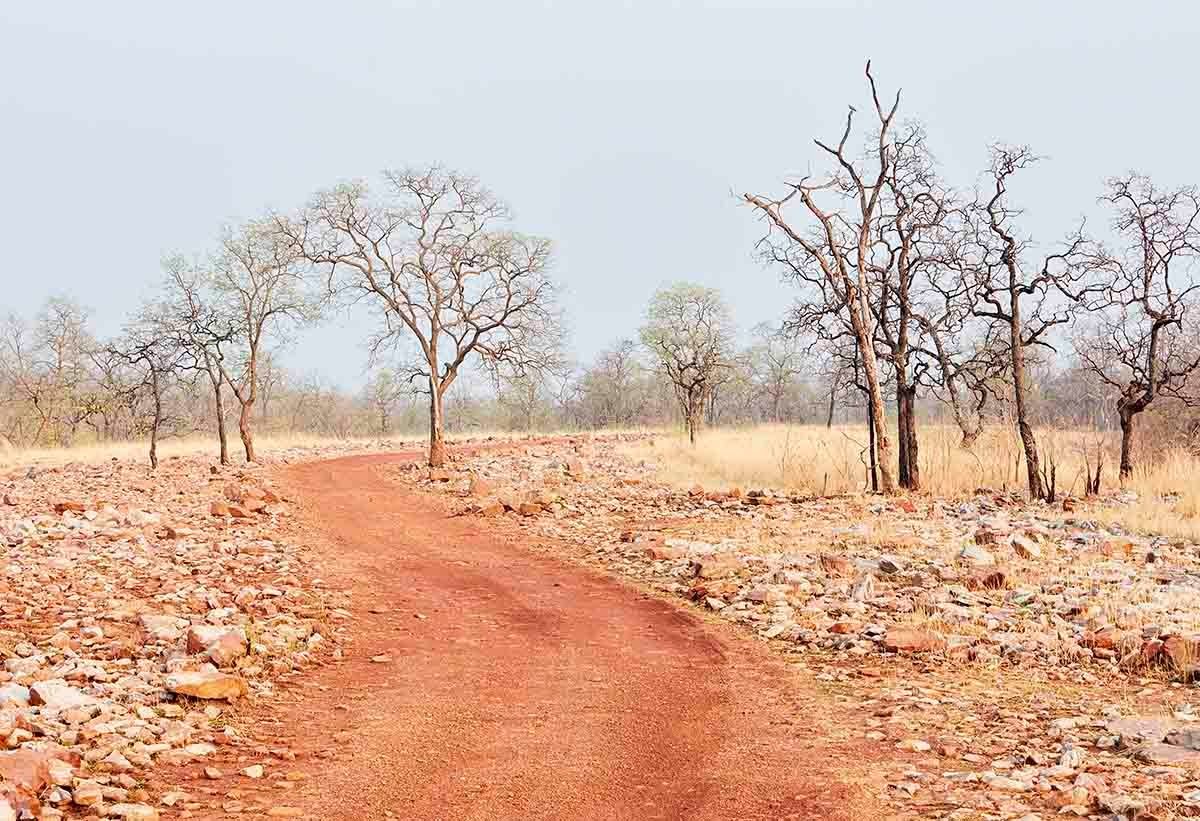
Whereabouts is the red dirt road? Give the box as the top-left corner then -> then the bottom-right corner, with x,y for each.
265,453 -> 884,819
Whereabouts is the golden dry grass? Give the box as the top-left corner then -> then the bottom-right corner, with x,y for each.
0,432 -> 391,469
624,423 -> 1200,540
0,425 -> 652,470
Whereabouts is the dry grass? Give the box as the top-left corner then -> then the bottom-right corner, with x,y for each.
0,425 -> 653,470
0,432 -> 392,470
624,423 -> 1200,540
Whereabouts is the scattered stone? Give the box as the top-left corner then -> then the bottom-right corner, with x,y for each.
165,670 -> 249,700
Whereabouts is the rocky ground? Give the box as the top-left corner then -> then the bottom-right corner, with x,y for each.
3,431 -> 1198,820
0,442 -> 394,820
395,434 -> 1200,821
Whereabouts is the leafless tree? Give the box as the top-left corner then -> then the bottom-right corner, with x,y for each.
639,282 -> 734,444
1077,174 -> 1200,477
362,368 -> 408,435
965,145 -> 1102,499
0,298 -> 97,446
161,255 -> 238,464
744,61 -> 902,493
109,301 -> 192,469
578,339 -> 647,428
747,322 -> 808,423
281,166 -> 558,466
210,218 -> 313,462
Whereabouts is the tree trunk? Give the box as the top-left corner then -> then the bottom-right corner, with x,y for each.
1010,325 -> 1044,499
1119,407 -> 1136,479
850,333 -> 895,494
896,394 -> 910,490
149,367 -> 161,471
897,384 -> 920,491
826,383 -> 836,428
866,397 -> 878,492
213,379 -> 229,466
238,401 -> 255,463
428,388 -> 446,467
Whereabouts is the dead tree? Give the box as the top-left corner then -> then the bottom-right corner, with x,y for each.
161,256 -> 238,464
966,146 -> 1101,500
1077,174 -> 1200,478
109,302 -> 190,469
745,61 -> 902,494
866,122 -> 958,489
211,218 -> 313,463
281,166 -> 558,467
639,283 -> 734,445
748,322 -> 808,424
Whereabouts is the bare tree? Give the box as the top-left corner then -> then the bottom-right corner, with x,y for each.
748,322 -> 808,423
965,146 -> 1101,499
161,255 -> 238,464
578,339 -> 647,428
281,166 -> 558,466
211,218 -> 313,462
109,301 -> 191,469
0,298 -> 97,446
639,282 -> 734,444
745,62 -> 902,494
1077,174 -> 1200,477
362,368 -> 408,435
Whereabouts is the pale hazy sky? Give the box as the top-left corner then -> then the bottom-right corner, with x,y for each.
3,2 -> 1197,388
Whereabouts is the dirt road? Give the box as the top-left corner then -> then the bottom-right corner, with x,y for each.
262,453 -> 883,820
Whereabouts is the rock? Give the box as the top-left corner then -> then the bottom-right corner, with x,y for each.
0,747 -> 79,796
645,545 -> 686,561
1162,635 -> 1200,669
242,764 -> 264,778
1133,743 -> 1200,767
896,739 -> 931,752
209,500 -> 230,517
1164,728 -> 1200,750
818,554 -> 853,577
468,476 -> 493,496
974,528 -> 1000,545
692,555 -> 741,580
1082,627 -> 1122,652
0,685 -> 29,707
877,555 -> 903,574
71,779 -> 102,806
108,803 -> 159,820
850,574 -> 876,602
965,569 -> 1007,591
1011,534 -> 1042,559
186,625 -> 248,661
207,632 -> 249,666
28,681 -> 97,712
101,750 -> 133,772
517,502 -> 542,517
140,614 -> 187,642
958,544 -> 996,566
1105,716 -> 1182,745
882,627 -> 944,654
52,500 -> 85,514
242,496 -> 267,513
165,670 -> 249,700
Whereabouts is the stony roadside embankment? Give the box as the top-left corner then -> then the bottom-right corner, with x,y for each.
0,444 -> 382,820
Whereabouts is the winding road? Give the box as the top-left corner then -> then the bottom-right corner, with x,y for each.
257,452 -> 882,819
